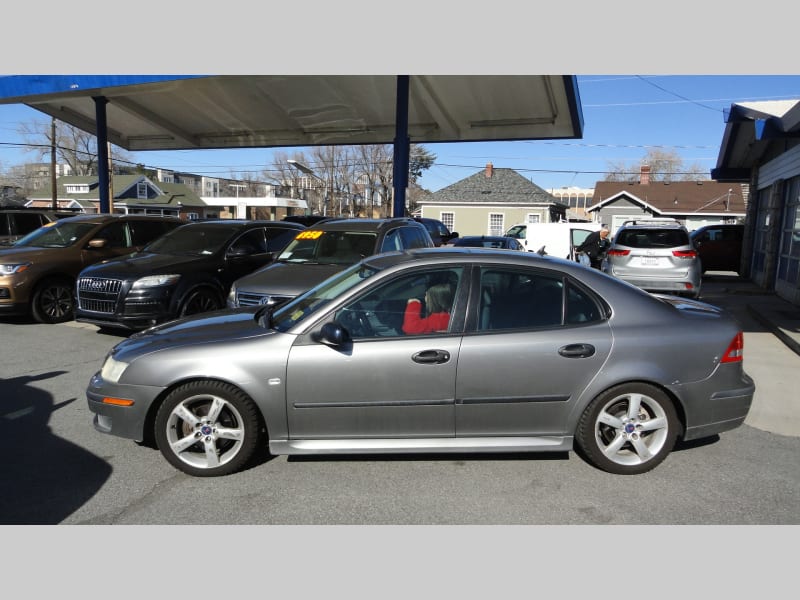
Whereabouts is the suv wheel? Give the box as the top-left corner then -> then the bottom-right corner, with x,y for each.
31,277 -> 75,324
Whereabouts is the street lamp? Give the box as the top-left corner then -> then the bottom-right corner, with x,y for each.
287,159 -> 328,215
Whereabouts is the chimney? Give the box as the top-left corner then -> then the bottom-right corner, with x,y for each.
485,162 -> 494,178
640,164 -> 651,185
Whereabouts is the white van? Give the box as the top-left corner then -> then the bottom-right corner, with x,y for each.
505,221 -> 602,260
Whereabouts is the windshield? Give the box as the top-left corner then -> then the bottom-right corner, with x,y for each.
144,224 -> 238,256
265,263 -> 380,332
14,221 -> 97,248
506,225 -> 525,240
277,230 -> 377,265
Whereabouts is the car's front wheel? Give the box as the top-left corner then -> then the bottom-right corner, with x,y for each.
575,383 -> 679,475
178,287 -> 222,317
31,276 -> 74,323
154,381 -> 264,477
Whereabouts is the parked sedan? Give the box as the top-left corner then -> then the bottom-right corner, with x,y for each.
87,248 -> 754,477
451,235 -> 524,250
75,220 -> 304,331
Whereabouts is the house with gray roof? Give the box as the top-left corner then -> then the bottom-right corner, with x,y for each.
417,163 -> 570,237
27,175 -> 213,220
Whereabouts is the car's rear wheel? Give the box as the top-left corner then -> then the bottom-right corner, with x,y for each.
31,277 -> 74,323
154,381 -> 264,477
178,287 -> 221,317
575,383 -> 679,475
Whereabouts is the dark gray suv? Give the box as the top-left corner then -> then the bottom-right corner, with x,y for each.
227,218 -> 434,308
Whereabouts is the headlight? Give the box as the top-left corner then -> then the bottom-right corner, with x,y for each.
132,274 -> 181,289
100,355 -> 129,383
0,263 -> 31,275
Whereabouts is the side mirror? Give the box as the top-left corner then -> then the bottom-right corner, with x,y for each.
87,238 -> 107,249
315,322 -> 350,347
447,232 -> 459,241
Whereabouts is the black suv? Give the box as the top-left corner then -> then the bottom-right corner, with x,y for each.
413,217 -> 459,246
75,220 -> 304,331
0,207 -> 80,246
228,217 -> 434,308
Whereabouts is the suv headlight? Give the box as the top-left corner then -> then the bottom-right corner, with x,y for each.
227,283 -> 238,308
100,355 -> 129,383
0,262 -> 32,275
132,274 -> 181,289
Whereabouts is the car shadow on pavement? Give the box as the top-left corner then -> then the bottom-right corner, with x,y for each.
0,372 -> 113,524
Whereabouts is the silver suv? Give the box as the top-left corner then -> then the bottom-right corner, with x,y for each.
602,218 -> 701,298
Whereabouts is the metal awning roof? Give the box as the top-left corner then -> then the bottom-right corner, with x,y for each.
0,75 -> 583,151
0,74 -> 583,214
712,99 -> 800,182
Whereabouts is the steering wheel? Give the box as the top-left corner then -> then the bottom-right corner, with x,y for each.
341,308 -> 374,337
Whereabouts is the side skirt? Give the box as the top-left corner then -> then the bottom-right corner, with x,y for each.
270,436 -> 573,456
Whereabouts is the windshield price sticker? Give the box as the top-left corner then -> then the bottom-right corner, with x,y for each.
296,230 -> 324,240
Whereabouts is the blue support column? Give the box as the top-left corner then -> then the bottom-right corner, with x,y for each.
392,75 -> 410,218
94,96 -> 110,214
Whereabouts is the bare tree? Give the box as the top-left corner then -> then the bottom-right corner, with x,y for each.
17,118 -> 134,177
605,148 -> 708,182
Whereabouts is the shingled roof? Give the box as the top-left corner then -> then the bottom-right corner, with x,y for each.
424,163 -> 565,206
30,175 -> 206,208
591,180 -> 747,216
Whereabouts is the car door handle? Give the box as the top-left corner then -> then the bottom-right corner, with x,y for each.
412,350 -> 451,364
558,343 -> 595,358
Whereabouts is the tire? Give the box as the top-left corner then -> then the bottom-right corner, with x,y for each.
31,277 -> 75,324
154,381 -> 264,477
575,383 -> 679,475
178,287 -> 221,317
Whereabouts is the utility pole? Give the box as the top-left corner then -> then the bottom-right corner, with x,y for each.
50,118 -> 57,210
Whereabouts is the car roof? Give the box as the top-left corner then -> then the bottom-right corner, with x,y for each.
172,219 -> 304,229
307,217 -> 423,233
55,213 -> 182,224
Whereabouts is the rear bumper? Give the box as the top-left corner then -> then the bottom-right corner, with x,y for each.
675,372 -> 755,441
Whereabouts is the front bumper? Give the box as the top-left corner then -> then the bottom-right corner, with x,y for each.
86,371 -> 166,441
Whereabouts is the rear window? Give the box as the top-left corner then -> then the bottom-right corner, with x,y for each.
616,228 -> 689,248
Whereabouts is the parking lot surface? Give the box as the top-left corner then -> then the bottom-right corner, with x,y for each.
1,273 -> 798,525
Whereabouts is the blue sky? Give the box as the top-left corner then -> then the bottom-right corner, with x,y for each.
2,75 -> 799,195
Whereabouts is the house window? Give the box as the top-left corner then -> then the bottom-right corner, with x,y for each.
526,213 -> 541,223
187,212 -> 200,220
440,212 -> 454,231
137,182 -> 148,199
488,213 -> 504,236
65,184 -> 90,194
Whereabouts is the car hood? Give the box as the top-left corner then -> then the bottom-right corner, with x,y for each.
81,252 -> 216,277
234,261 -> 347,295
113,307 -> 270,360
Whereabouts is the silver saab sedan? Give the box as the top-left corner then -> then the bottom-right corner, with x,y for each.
86,248 -> 754,477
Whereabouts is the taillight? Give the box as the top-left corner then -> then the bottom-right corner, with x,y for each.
607,249 -> 630,256
721,332 -> 744,363
672,249 -> 698,259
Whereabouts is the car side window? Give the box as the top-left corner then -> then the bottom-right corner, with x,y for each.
95,222 -> 130,248
399,226 -> 429,249
380,229 -> 403,253
477,267 -> 564,331
229,229 -> 268,255
130,220 -> 174,246
334,267 -> 463,338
